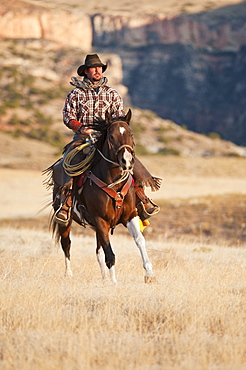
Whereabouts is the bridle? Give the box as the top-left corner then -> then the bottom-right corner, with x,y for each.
111,143 -> 135,156
96,120 -> 135,187
106,120 -> 135,154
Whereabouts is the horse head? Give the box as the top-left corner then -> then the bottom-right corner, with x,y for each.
104,109 -> 135,172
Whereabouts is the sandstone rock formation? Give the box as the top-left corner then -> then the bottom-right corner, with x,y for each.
2,2 -> 245,52
1,0 -> 246,145
0,1 -> 92,49
92,12 -> 246,52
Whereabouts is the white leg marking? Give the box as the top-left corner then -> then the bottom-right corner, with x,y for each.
109,266 -> 117,284
97,248 -> 106,280
127,216 -> 154,277
65,257 -> 73,276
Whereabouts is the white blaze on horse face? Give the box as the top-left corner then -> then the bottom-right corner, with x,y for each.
119,126 -> 126,135
119,125 -> 133,169
123,148 -> 132,169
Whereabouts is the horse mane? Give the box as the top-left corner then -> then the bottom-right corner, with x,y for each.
90,114 -> 129,131
111,115 -> 130,123
89,114 -> 130,152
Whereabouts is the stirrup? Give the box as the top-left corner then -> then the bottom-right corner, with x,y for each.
54,205 -> 71,226
138,199 -> 160,221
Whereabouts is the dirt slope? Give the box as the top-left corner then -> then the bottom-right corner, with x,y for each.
22,0 -> 243,16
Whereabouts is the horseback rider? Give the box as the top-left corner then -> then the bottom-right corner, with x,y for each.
53,53 -> 161,225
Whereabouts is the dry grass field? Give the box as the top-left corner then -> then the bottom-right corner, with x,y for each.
0,152 -> 246,369
0,229 -> 246,369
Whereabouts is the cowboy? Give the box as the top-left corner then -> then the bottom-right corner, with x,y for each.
53,54 -> 161,225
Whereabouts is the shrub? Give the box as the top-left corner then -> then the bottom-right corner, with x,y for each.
9,115 -> 20,126
158,135 -> 171,144
135,144 -> 151,156
158,147 -> 180,156
207,132 -> 221,139
131,121 -> 146,138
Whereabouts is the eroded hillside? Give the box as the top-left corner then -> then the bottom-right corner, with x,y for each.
0,38 -> 245,158
1,0 -> 246,145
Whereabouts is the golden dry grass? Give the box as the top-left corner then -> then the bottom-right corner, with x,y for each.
0,155 -> 246,369
0,228 -> 246,369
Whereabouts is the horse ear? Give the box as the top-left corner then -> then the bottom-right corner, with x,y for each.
125,109 -> 132,124
105,110 -> 111,124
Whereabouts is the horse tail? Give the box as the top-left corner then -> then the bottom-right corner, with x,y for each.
47,211 -> 60,243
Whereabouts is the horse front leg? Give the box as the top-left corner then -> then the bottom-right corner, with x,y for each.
126,216 -> 155,283
96,220 -> 117,284
58,224 -> 73,276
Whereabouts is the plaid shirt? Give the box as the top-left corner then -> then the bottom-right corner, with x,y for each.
63,77 -> 125,131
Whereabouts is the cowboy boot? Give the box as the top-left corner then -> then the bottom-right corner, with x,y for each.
54,185 -> 73,225
135,185 -> 160,221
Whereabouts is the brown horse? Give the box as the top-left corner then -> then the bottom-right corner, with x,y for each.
51,109 -> 155,283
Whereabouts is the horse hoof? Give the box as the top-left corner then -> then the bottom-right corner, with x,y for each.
144,275 -> 156,284
65,270 -> 73,277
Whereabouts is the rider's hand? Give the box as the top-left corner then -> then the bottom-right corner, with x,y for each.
80,126 -> 94,135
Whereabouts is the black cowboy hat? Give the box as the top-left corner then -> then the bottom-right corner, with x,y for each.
77,54 -> 107,76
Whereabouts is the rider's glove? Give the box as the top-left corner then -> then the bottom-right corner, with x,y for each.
68,119 -> 82,131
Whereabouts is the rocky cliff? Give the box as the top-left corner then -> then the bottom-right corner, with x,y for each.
92,6 -> 246,146
92,11 -> 246,52
0,1 -> 92,49
1,0 -> 246,145
3,1 -> 245,51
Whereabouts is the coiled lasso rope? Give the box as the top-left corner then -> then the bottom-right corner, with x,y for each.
63,142 -> 96,177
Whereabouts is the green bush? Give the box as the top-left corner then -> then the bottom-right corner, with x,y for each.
207,132 -> 221,139
135,143 -> 151,156
158,147 -> 180,156
9,115 -> 20,126
131,121 -> 146,138
158,135 -> 171,144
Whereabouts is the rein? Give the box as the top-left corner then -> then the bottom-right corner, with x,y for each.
96,147 -> 133,187
97,148 -> 119,167
98,143 -> 134,164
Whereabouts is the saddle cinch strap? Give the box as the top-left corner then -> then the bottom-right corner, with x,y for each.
86,171 -> 133,218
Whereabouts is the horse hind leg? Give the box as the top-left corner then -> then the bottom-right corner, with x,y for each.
58,224 -> 73,276
96,229 -> 117,284
126,216 -> 155,283
108,259 -> 117,284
